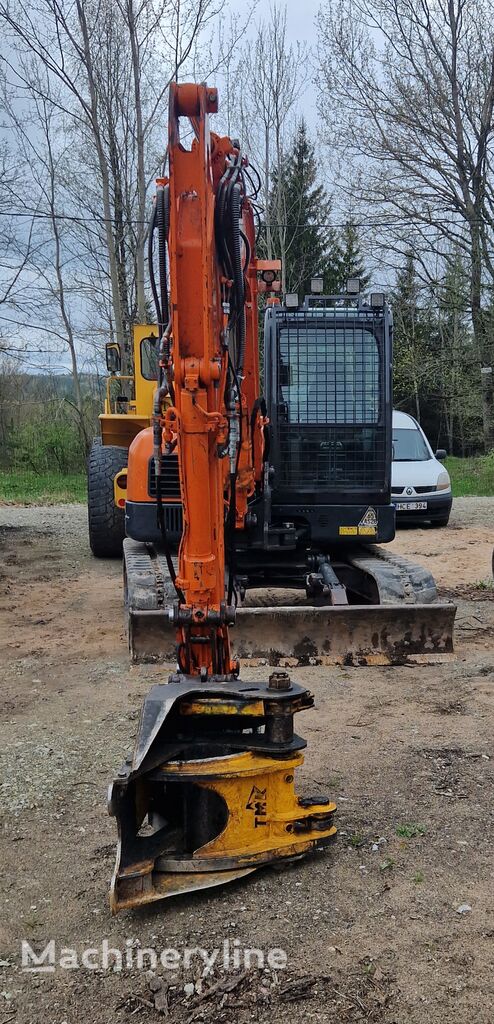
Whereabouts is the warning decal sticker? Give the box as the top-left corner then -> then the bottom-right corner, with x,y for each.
339,508 -> 378,536
357,507 -> 378,535
359,507 -> 378,528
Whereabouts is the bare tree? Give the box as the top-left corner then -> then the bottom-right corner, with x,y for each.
317,0 -> 494,448
0,0 -> 235,373
236,5 -> 306,284
0,141 -> 40,352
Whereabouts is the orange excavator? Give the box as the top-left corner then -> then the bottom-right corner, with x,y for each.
108,83 -> 337,913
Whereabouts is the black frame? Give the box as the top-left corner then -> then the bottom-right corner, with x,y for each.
264,302 -> 393,507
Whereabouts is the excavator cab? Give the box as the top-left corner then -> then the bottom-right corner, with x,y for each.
262,290 -> 395,547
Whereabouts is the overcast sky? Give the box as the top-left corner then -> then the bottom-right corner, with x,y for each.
282,0 -> 319,129
283,0 -> 319,45
238,0 -> 321,133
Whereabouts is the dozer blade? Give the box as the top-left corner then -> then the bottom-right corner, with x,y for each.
129,602 -> 455,667
234,603 -> 456,666
128,608 -> 177,663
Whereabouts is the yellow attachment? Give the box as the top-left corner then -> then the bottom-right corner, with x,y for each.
160,750 -> 336,860
179,698 -> 265,717
113,468 -> 128,510
110,749 -> 336,913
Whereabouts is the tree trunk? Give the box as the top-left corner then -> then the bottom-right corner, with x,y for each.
45,123 -> 88,450
264,123 -> 272,260
76,0 -> 128,374
127,0 -> 147,325
470,224 -> 494,449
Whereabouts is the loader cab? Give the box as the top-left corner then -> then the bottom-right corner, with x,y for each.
99,325 -> 158,447
262,292 -> 395,547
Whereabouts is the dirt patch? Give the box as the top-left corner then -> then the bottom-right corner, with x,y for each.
0,500 -> 493,1023
388,497 -> 494,590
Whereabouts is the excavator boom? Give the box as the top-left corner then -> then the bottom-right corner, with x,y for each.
109,83 -> 336,914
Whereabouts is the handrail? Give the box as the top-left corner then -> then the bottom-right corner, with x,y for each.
105,375 -> 136,414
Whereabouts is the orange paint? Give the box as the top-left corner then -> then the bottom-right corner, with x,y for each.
130,83 -> 280,676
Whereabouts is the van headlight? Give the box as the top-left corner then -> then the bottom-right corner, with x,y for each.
437,471 -> 451,491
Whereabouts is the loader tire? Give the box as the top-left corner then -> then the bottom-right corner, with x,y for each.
88,441 -> 128,558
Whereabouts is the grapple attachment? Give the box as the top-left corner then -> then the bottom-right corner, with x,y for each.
109,675 -> 336,913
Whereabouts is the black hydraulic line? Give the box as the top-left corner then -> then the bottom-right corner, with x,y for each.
147,200 -> 162,330
244,163 -> 262,199
230,184 -> 246,377
156,185 -> 169,334
154,184 -> 176,406
215,174 -> 235,280
239,228 -> 251,273
156,471 -> 185,604
216,151 -> 243,284
225,354 -> 243,606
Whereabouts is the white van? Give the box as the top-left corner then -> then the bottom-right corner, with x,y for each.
392,410 -> 452,526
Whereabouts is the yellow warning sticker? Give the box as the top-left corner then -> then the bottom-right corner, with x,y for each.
358,526 -> 377,535
339,526 -> 358,535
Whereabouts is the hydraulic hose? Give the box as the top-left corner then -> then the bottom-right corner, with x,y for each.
229,184 -> 246,377
147,199 -> 162,330
156,470 -> 185,604
156,184 -> 169,334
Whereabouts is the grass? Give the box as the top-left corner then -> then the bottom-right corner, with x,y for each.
0,453 -> 493,505
445,453 -> 494,497
474,578 -> 494,591
0,471 -> 87,505
379,858 -> 394,872
396,823 -> 426,839
349,833 -> 365,848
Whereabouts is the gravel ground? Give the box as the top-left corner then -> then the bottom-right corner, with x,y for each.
0,497 -> 493,1024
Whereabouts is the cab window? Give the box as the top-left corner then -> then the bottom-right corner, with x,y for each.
140,335 -> 159,380
278,325 -> 380,424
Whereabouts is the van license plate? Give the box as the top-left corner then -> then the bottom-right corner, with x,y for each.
395,501 -> 427,510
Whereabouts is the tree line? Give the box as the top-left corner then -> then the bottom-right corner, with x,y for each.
0,0 -> 493,472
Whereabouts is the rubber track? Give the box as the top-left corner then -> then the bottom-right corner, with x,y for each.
347,545 -> 438,605
124,539 -> 177,609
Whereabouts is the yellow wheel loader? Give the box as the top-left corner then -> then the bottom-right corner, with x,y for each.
88,326 -> 161,557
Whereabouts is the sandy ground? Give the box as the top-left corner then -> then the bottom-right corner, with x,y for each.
0,498 -> 493,1023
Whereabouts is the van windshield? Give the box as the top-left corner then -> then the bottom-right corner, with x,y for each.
393,427 -> 430,461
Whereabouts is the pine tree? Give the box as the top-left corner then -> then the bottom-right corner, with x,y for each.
392,251 -> 482,453
392,253 -> 430,422
335,220 -> 370,293
270,120 -> 340,296
437,253 -> 480,454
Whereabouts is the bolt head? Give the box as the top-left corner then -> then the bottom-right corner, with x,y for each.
268,670 -> 292,691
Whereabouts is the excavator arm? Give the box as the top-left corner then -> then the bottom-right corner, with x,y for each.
157,82 -> 273,676
163,82 -> 237,677
108,83 -> 336,914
